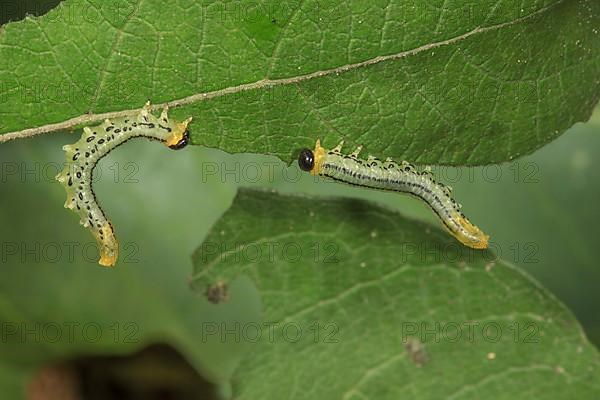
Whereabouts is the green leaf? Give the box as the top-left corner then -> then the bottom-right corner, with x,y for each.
1,0 -> 599,165
191,188 -> 600,399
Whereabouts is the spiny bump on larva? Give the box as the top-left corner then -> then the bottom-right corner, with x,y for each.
422,166 -> 433,175
350,146 -> 363,158
332,141 -> 344,153
160,107 -> 169,121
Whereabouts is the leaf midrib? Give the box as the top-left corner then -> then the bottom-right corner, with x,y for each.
0,1 -> 564,144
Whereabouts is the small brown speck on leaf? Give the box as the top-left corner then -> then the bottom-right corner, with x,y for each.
206,281 -> 229,304
404,337 -> 428,367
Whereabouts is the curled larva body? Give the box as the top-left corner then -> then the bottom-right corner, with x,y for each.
56,102 -> 192,267
298,140 -> 489,249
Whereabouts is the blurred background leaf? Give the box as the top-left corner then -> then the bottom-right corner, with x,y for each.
191,188 -> 600,399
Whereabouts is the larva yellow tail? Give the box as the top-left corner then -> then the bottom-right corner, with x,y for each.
56,102 -> 192,267
298,140 -> 489,249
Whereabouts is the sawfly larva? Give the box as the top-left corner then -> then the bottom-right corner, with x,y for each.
56,102 -> 192,267
298,140 -> 489,249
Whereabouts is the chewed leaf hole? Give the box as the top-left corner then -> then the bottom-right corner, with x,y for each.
0,0 -> 64,25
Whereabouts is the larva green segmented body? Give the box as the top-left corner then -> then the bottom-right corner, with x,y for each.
56,102 -> 192,267
298,140 -> 489,249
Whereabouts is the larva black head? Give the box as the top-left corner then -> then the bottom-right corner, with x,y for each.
298,148 -> 315,172
169,130 -> 190,150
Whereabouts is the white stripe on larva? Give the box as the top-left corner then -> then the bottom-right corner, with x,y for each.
55,102 -> 192,267
300,140 -> 489,249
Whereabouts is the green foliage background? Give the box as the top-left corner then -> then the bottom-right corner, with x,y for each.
1,0 -> 599,399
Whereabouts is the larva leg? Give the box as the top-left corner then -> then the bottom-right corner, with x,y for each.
56,102 -> 193,267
